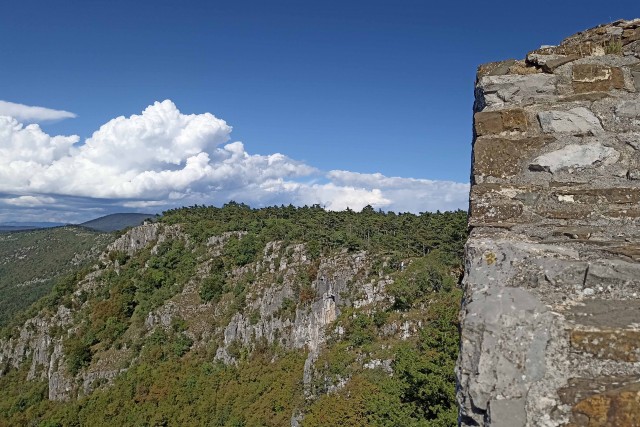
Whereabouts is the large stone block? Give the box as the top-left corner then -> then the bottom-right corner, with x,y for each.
477,59 -> 517,77
572,64 -> 625,93
606,244 -> 640,260
619,132 -> 640,150
529,42 -> 603,58
606,207 -> 640,218
570,329 -> 640,362
529,142 -> 619,173
526,53 -> 580,73
624,40 -> 640,58
476,74 -> 557,108
538,107 -> 603,134
568,382 -> 640,427
615,100 -> 640,119
535,204 -> 595,220
474,109 -> 529,136
457,286 -> 552,424
559,376 -> 640,409
473,136 -> 552,178
632,64 -> 640,90
559,376 -> 640,427
470,200 -> 523,223
469,184 -> 538,224
561,187 -> 640,204
532,188 -> 640,221
622,27 -> 640,44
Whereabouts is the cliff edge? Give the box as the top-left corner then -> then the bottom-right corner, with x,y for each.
457,19 -> 640,426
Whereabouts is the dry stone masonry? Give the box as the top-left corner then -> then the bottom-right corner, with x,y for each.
457,19 -> 640,426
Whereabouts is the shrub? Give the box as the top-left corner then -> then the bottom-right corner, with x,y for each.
388,255 -> 454,310
108,250 -> 129,265
248,309 -> 261,325
65,337 -> 92,375
604,38 -> 622,55
199,274 -> 225,303
171,334 -> 193,357
224,235 -> 261,266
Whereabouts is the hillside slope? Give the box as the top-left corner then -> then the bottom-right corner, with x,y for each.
0,204 -> 467,426
0,227 -> 112,327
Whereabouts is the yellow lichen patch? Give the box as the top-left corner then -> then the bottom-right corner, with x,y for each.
485,252 -> 497,265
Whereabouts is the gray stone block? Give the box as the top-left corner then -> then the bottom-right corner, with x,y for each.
477,74 -> 557,109
529,142 -> 619,173
538,107 -> 603,134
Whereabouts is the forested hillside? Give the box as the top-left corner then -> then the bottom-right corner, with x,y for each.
0,227 -> 112,328
0,203 -> 467,426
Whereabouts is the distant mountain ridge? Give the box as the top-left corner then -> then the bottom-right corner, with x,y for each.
0,221 -> 68,228
0,214 -> 156,233
0,225 -> 45,232
80,213 -> 156,232
0,222 -> 68,232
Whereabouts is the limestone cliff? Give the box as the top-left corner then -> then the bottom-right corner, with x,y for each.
458,18 -> 640,426
0,217 -> 443,424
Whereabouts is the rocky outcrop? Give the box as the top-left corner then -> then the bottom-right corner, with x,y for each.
458,19 -> 640,426
80,223 -> 398,409
105,222 -> 163,255
144,238 -> 394,397
104,222 -> 183,257
0,304 -> 74,400
217,247 -> 365,352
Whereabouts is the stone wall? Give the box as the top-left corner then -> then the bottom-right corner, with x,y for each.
457,19 -> 640,426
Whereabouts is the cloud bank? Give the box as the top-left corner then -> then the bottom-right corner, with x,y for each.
0,100 -> 76,123
0,100 -> 468,223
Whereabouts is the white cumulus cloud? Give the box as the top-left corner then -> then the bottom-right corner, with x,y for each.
326,170 -> 469,213
0,100 -> 469,223
0,100 -> 76,123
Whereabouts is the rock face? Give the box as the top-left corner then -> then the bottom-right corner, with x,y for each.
105,222 -> 182,256
0,218 -> 401,413
458,19 -> 640,426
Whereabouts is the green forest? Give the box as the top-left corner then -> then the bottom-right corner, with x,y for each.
0,204 -> 467,427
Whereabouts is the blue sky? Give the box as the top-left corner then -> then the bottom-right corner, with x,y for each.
0,0 -> 638,222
